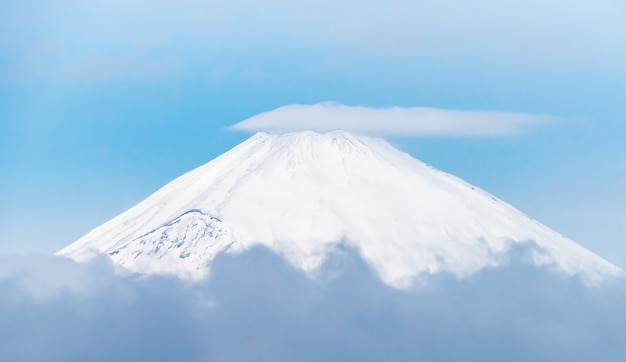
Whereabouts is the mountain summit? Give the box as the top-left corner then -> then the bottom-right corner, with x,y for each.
57,131 -> 621,287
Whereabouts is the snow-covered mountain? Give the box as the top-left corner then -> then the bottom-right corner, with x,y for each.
57,131 -> 621,287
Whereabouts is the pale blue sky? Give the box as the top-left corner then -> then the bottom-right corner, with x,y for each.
1,0 -> 626,266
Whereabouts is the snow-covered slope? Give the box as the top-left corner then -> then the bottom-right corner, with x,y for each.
57,131 -> 622,287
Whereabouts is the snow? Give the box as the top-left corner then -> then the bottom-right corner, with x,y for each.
56,131 -> 622,287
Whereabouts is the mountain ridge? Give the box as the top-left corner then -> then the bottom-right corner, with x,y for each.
57,130 -> 622,287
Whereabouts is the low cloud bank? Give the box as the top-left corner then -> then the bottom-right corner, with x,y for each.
1,248 -> 625,361
230,103 -> 556,137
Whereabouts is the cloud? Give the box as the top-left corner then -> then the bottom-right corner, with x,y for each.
1,248 -> 626,361
230,102 -> 556,136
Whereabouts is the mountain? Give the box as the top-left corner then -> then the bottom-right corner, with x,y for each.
57,131 -> 621,287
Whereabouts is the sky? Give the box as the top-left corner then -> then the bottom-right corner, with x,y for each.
2,1 -> 626,360
2,0 -> 626,265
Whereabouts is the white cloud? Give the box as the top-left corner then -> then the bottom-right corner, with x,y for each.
230,102 -> 557,137
2,248 -> 626,361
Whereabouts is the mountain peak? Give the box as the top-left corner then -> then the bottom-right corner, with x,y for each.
57,131 -> 622,287
250,130 -> 375,152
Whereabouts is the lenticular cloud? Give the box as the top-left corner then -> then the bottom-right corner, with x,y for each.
230,102 -> 556,136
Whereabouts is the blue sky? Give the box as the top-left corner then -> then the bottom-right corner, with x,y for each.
1,0 -> 626,268
3,2 -> 626,360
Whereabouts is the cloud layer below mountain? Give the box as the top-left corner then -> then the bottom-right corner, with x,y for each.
1,247 -> 625,361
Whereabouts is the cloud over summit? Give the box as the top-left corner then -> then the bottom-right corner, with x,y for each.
230,102 -> 556,137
